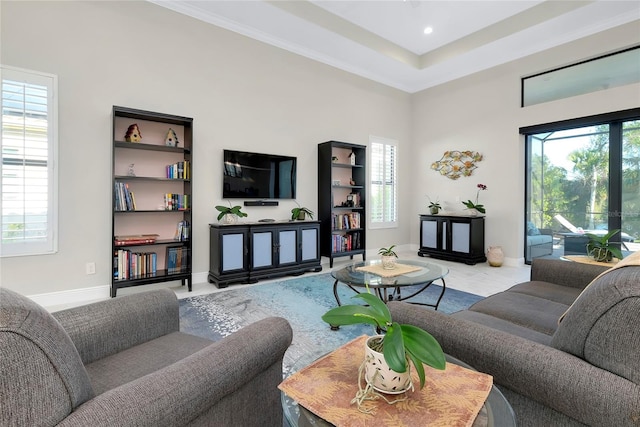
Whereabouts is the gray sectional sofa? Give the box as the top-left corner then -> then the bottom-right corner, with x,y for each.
0,288 -> 293,427
389,257 -> 640,426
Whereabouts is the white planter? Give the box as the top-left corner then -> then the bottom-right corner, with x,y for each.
381,255 -> 397,270
219,214 -> 238,225
364,335 -> 412,394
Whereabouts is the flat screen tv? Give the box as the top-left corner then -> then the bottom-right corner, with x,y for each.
223,149 -> 297,199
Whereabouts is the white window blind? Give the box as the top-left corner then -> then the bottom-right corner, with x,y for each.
369,136 -> 397,228
1,66 -> 57,257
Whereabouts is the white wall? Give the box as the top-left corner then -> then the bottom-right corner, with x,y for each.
0,1 -> 412,297
411,21 -> 640,264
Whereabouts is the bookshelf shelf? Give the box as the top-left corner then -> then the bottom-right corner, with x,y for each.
111,106 -> 193,297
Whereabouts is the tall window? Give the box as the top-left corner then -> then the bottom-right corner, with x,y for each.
369,136 -> 397,228
522,109 -> 640,263
1,66 -> 58,257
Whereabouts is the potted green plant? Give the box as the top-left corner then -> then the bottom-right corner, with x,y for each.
321,290 -> 446,392
428,196 -> 442,215
585,229 -> 624,262
291,202 -> 314,221
378,245 -> 398,270
215,202 -> 248,224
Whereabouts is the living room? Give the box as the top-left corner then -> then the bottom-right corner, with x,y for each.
2,2 -> 640,426
2,1 -> 639,305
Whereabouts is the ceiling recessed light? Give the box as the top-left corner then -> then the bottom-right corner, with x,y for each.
424,27 -> 433,35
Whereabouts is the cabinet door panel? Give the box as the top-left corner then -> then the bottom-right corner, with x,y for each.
252,232 -> 273,268
452,222 -> 470,253
301,228 -> 318,261
421,220 -> 438,249
279,230 -> 297,264
222,233 -> 244,271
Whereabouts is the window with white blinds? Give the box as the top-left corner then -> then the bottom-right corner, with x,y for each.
369,136 -> 397,228
1,66 -> 57,257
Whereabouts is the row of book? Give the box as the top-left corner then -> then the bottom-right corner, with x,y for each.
332,232 -> 362,253
332,212 -> 361,230
164,193 -> 190,210
114,182 -> 136,211
166,160 -> 190,180
174,220 -> 190,241
167,246 -> 190,273
114,249 -> 157,280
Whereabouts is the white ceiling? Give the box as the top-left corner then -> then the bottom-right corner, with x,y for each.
150,0 -> 640,93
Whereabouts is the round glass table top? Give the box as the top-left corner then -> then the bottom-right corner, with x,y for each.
331,259 -> 449,288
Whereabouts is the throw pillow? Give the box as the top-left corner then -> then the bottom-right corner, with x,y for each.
527,221 -> 541,236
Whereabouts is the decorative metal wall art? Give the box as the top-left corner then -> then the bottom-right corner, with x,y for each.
431,150 -> 483,180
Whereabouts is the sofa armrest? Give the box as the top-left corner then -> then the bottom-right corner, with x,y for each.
388,302 -> 640,426
539,228 -> 553,235
53,289 -> 180,364
530,258 -> 608,289
58,316 -> 293,427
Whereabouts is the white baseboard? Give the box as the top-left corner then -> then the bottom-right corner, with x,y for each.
30,271 -> 211,311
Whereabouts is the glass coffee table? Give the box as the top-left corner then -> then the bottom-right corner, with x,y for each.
331,259 -> 448,309
282,352 -> 516,427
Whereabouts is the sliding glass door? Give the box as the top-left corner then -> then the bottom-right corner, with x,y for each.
523,110 -> 640,263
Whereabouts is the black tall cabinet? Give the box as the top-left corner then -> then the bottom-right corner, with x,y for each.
318,141 -> 366,267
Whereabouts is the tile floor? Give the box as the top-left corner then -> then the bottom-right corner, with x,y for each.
174,249 -> 532,300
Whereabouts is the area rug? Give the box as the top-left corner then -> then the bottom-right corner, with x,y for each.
179,273 -> 483,372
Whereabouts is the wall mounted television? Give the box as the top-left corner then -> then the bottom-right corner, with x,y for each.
223,149 -> 297,199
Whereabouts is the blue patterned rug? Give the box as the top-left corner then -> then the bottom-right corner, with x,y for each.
179,273 -> 483,372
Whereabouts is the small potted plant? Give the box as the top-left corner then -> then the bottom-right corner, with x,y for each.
291,201 -> 314,220
322,290 -> 446,393
215,202 -> 247,224
378,245 -> 398,270
586,229 -> 624,262
427,196 -> 441,215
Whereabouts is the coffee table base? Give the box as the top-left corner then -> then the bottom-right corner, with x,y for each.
332,278 -> 446,308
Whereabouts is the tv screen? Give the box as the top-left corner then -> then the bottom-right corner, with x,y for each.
223,149 -> 297,199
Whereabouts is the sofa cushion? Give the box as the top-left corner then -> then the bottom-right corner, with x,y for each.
551,266 -> 640,384
526,234 -> 553,246
508,281 -> 583,306
86,331 -> 213,395
467,291 -> 569,336
451,310 -> 553,345
0,288 -> 95,426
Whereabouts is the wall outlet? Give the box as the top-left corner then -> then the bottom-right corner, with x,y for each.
86,262 -> 96,275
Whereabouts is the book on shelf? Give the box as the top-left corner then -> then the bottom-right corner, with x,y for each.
164,193 -> 190,210
114,182 -> 136,211
114,234 -> 158,246
166,246 -> 190,274
114,249 -> 158,280
166,160 -> 190,180
174,220 -> 190,241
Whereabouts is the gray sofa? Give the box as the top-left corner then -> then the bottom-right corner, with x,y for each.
389,258 -> 640,426
0,288 -> 293,427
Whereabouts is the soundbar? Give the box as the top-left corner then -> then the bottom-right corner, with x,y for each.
244,200 -> 279,207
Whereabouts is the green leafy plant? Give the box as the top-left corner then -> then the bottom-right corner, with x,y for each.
427,196 -> 442,213
586,229 -> 624,262
378,245 -> 398,257
291,201 -> 314,220
462,183 -> 487,213
215,202 -> 248,221
322,290 -> 446,389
